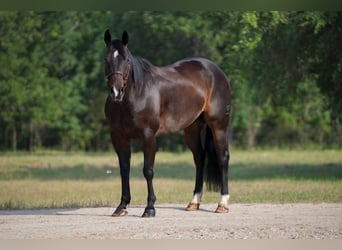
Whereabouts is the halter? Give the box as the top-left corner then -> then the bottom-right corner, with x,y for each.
106,57 -> 131,82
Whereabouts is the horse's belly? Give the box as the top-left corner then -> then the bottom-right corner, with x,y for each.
156,101 -> 204,135
156,116 -> 194,135
156,76 -> 207,135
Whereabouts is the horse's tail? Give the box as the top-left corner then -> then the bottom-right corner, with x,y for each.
202,125 -> 221,192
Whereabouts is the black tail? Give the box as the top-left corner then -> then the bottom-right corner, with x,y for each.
202,125 -> 221,192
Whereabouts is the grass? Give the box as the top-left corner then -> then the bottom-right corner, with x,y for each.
0,150 -> 341,209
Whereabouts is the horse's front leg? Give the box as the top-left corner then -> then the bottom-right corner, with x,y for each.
112,136 -> 131,217
142,130 -> 157,217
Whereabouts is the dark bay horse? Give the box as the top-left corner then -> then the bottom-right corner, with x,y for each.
104,30 -> 232,217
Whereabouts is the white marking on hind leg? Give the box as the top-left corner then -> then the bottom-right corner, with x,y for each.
219,194 -> 230,207
190,192 -> 202,204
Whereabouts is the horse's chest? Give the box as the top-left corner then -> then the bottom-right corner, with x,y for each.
106,105 -> 135,130
111,109 -> 135,126
108,106 -> 157,138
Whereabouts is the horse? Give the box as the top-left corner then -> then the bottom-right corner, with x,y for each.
103,30 -> 232,217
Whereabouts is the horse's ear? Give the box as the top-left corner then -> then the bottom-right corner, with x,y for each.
122,30 -> 129,46
104,29 -> 111,46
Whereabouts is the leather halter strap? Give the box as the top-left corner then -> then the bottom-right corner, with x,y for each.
106,58 -> 131,81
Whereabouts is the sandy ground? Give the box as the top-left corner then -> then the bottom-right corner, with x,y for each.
0,203 -> 341,239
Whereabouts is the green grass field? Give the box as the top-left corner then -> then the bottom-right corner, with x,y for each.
0,150 -> 341,209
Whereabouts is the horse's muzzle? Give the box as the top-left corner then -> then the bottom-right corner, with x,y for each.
110,86 -> 125,102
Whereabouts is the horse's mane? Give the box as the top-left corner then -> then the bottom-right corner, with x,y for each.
128,50 -> 154,86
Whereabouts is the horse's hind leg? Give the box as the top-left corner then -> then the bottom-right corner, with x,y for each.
209,121 -> 230,213
184,119 -> 205,211
203,76 -> 231,212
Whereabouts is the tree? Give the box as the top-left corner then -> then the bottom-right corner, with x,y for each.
0,11 -> 339,151
0,12 -> 106,150
251,11 -> 341,147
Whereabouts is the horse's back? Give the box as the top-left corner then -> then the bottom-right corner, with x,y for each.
173,57 -> 231,93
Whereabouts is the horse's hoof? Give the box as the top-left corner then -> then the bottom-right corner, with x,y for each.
142,208 -> 156,217
185,202 -> 200,211
112,209 -> 128,217
215,204 -> 229,213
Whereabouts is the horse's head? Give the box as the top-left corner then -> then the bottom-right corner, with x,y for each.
104,30 -> 131,102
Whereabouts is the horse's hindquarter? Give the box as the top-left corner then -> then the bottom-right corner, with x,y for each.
156,58 -> 224,135
201,59 -> 231,123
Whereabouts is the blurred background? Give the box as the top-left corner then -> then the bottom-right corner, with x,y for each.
0,11 -> 341,152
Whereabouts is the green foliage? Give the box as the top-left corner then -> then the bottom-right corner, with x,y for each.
0,11 -> 340,151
